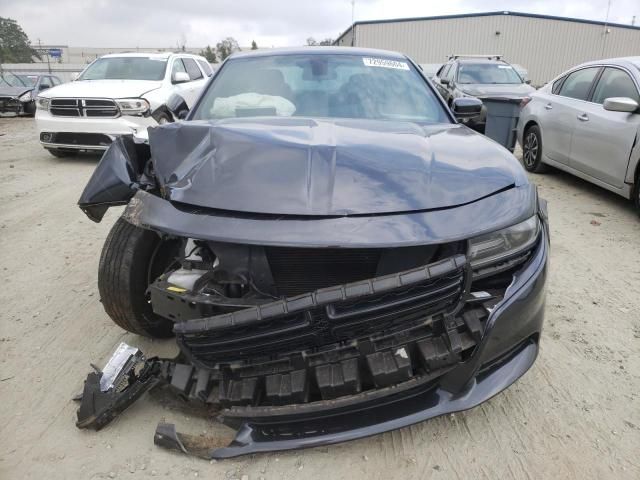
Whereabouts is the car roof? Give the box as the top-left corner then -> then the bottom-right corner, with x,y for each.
100,52 -> 204,60
576,56 -> 640,69
229,46 -> 406,60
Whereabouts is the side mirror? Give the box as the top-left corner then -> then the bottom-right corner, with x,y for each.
525,79 -> 531,85
39,84 -> 50,91
172,71 -> 190,84
166,93 -> 189,120
603,97 -> 638,113
451,97 -> 483,120
70,72 -> 79,81
441,77 -> 450,86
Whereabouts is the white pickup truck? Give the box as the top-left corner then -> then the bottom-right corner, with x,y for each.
35,52 -> 213,157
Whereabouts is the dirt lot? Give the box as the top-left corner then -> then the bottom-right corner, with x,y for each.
0,116 -> 639,479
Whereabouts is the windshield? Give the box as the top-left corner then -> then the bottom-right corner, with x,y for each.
457,63 -> 523,84
191,54 -> 448,123
79,57 -> 167,81
0,73 -> 36,87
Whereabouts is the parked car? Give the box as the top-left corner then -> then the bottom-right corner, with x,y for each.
75,47 -> 549,458
0,72 -> 62,116
433,55 -> 535,132
34,52 -> 211,157
518,57 -> 640,213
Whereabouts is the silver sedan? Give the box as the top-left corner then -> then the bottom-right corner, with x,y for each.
517,57 -> 640,214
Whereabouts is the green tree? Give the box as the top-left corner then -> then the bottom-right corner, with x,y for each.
216,37 -> 240,61
199,45 -> 217,63
251,40 -> 258,50
0,17 -> 40,63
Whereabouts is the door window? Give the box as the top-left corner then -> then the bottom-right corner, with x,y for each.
557,67 -> 600,101
591,67 -> 639,104
551,75 -> 566,94
197,59 -> 213,76
172,59 -> 188,80
182,58 -> 203,81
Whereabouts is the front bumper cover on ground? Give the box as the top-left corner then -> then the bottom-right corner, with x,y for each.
75,222 -> 547,459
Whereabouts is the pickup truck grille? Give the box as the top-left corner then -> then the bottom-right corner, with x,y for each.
49,98 -> 119,118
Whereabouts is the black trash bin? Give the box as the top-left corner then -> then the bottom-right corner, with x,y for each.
482,96 -> 523,152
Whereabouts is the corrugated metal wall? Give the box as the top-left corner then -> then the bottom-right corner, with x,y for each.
339,14 -> 640,85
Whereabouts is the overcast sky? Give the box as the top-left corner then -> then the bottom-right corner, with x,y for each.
1,0 -> 639,48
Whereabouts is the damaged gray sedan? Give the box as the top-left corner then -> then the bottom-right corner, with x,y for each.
76,47 -> 549,459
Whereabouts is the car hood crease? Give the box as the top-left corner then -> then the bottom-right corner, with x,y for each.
148,118 -> 527,216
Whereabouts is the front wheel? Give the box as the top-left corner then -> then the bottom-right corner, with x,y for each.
522,125 -> 548,173
98,217 -> 180,338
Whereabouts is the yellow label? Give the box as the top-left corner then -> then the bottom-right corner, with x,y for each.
167,286 -> 187,293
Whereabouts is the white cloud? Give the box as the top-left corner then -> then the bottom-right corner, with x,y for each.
1,0 -> 638,47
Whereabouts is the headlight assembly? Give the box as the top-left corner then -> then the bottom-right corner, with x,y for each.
36,96 -> 50,110
469,216 -> 540,270
18,91 -> 32,102
115,98 -> 150,116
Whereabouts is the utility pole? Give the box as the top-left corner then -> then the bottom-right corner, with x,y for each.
38,38 -> 51,73
632,15 -> 636,26
601,0 -> 612,57
351,0 -> 356,46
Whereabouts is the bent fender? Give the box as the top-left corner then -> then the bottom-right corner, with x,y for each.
78,135 -> 151,222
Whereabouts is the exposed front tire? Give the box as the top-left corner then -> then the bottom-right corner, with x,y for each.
46,148 -> 78,158
522,125 -> 548,173
98,217 -> 180,338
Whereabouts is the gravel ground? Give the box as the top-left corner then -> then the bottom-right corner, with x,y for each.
1,116 -> 639,479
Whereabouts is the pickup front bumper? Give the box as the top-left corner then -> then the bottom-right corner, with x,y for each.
35,109 -> 158,151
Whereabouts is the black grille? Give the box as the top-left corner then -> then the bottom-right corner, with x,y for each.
266,247 -> 383,297
180,268 -> 464,367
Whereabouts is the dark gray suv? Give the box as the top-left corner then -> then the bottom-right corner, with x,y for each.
433,55 -> 535,132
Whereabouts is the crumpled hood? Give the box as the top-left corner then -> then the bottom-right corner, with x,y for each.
38,79 -> 162,99
0,86 -> 32,98
460,83 -> 535,98
148,118 -> 528,216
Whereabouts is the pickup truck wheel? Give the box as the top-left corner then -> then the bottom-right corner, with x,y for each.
522,125 -> 548,173
98,217 -> 180,338
47,148 -> 78,158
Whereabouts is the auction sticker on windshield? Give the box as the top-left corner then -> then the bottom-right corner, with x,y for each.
363,58 -> 410,70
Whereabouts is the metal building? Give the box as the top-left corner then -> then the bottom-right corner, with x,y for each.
335,11 -> 640,85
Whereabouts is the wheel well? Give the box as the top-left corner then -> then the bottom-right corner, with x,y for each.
523,120 -> 538,135
150,105 -> 173,123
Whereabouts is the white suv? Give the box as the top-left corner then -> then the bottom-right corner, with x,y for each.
35,52 -> 213,157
